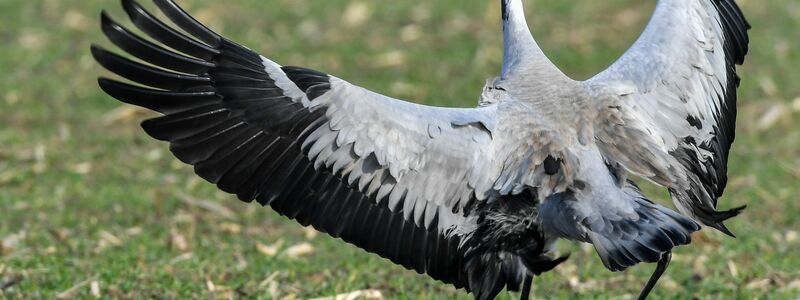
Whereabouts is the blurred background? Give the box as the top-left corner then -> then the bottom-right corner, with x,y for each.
0,0 -> 798,298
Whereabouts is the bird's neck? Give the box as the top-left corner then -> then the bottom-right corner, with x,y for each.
501,0 -> 564,82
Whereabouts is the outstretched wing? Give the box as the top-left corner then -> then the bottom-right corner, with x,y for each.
589,0 -> 749,234
94,0 -> 499,289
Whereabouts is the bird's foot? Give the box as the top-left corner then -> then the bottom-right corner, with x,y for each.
519,274 -> 532,300
637,251 -> 672,300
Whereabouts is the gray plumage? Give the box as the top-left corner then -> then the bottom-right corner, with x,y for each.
93,0 -> 749,299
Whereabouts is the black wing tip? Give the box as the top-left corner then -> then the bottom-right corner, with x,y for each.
97,77 -> 140,103
99,11 -> 113,33
707,204 -> 746,237
140,118 -> 169,141
120,0 -> 138,10
91,44 -> 124,67
99,10 -> 118,28
122,0 -> 163,29
97,76 -> 119,91
91,44 -> 119,72
121,0 -> 149,21
152,0 -> 222,45
89,43 -> 106,57
98,77 -> 134,106
716,0 -> 751,65
99,10 -> 131,41
712,223 -> 736,238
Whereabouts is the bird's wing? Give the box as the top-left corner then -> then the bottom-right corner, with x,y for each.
588,0 -> 749,233
94,0 -> 499,289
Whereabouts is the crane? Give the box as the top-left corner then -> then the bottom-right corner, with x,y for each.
92,0 -> 749,298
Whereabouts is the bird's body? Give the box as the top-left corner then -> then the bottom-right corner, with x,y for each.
93,0 -> 749,299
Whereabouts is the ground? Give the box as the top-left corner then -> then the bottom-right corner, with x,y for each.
1,0 -> 799,299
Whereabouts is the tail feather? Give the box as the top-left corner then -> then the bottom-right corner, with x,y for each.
465,253 -> 525,300
539,185 -> 700,272
589,196 -> 700,272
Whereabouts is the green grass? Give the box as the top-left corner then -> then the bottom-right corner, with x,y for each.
1,0 -> 799,298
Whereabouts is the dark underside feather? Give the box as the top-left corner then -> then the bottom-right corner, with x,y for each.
464,192 -> 568,300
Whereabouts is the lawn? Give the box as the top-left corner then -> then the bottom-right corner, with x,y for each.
1,0 -> 799,299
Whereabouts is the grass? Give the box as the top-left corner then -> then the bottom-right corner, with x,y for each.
1,0 -> 799,298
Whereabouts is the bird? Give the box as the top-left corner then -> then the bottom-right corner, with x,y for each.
92,0 -> 749,299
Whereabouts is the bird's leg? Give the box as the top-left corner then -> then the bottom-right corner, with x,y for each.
637,252 -> 672,300
519,274 -> 533,300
